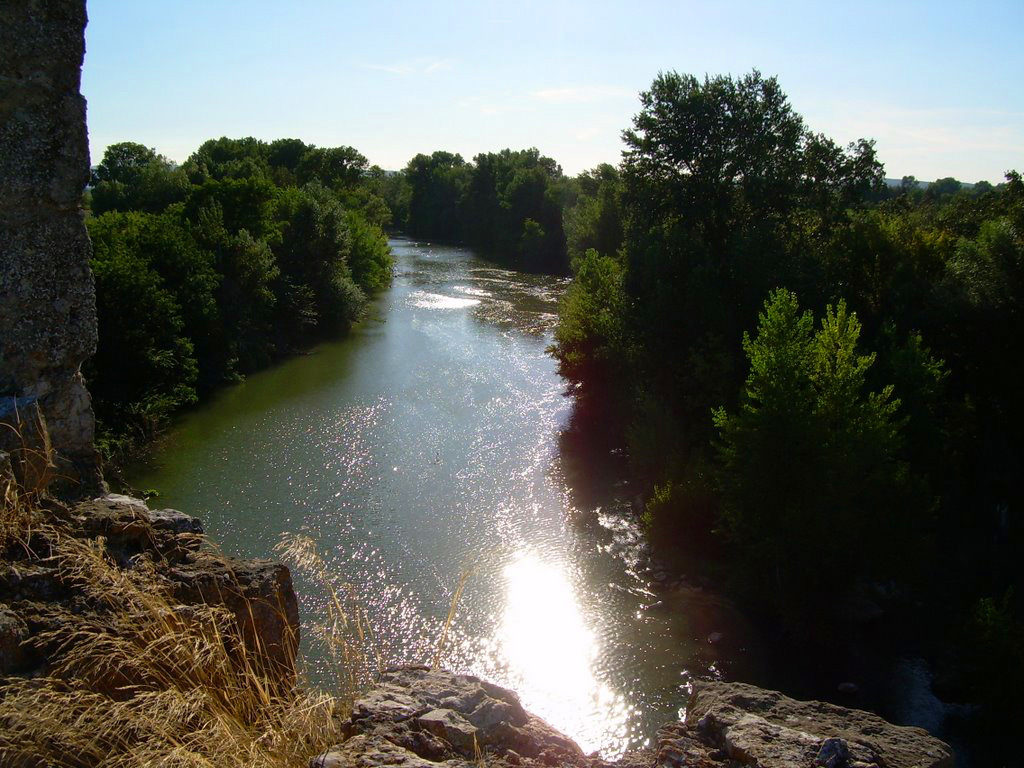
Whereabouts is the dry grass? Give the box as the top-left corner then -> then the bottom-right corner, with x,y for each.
1,405 -> 57,552
274,533 -> 383,710
0,524 -> 344,768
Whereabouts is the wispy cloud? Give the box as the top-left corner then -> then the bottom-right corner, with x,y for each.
531,86 -> 635,104
812,102 -> 1024,180
456,93 -> 536,117
360,57 -> 454,76
818,104 -> 1023,154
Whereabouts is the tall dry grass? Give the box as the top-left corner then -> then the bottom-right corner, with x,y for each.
0,522 -> 344,767
1,404 -> 58,552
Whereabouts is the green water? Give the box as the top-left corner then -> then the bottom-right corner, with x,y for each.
129,238 -> 759,756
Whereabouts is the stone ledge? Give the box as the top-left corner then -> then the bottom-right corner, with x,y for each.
312,669 -> 954,768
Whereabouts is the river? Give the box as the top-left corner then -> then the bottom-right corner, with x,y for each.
128,237 -> 762,757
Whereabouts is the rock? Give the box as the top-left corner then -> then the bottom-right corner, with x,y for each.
319,670 -> 955,768
169,553 -> 300,682
0,0 -> 101,495
146,507 -> 204,535
684,681 -> 953,768
0,603 -> 30,673
335,667 -> 586,765
417,709 -> 479,753
2,492 -> 301,690
816,737 -> 852,768
310,734 -> 455,768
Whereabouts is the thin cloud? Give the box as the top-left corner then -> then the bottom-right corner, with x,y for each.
811,102 -> 1024,181
818,103 -> 1024,155
361,57 -> 454,76
531,86 -> 635,104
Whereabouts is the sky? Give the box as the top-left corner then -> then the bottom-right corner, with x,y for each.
82,0 -> 1024,183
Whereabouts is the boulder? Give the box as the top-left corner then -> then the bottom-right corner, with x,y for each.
683,681 -> 954,768
326,667 -> 587,767
169,552 -> 300,682
1,494 -> 301,688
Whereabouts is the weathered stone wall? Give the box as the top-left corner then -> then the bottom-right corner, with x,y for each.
0,0 -> 101,493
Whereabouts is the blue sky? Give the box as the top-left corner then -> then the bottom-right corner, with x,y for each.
83,0 -> 1024,182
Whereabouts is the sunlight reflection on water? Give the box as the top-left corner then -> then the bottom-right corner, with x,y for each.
409,290 -> 481,309
491,552 -> 630,756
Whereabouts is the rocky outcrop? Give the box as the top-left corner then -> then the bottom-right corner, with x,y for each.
0,494 -> 300,680
314,671 -> 954,768
312,667 -> 602,768
672,681 -> 954,768
0,0 -> 101,494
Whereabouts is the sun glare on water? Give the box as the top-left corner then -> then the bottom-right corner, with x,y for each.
495,552 -> 630,756
410,290 -> 481,309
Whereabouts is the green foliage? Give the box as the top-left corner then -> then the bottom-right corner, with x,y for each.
405,151 -> 469,242
553,249 -> 628,385
713,290 -> 906,619
86,213 -> 200,438
401,148 -> 569,273
346,210 -> 394,294
365,166 -> 411,231
966,592 -> 1024,741
273,183 -> 363,336
87,136 -> 394,457
184,136 -> 271,183
563,164 -> 623,262
91,142 -> 189,215
296,146 -> 368,191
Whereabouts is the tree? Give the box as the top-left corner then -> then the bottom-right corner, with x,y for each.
554,249 -> 629,385
713,289 -> 905,621
86,214 -> 199,436
91,142 -> 189,215
273,184 -> 364,337
346,210 -> 394,295
404,151 -> 469,241
564,164 -> 623,263
183,136 -> 270,183
86,210 -> 223,390
611,70 -> 884,469
926,176 -> 963,202
296,146 -> 368,190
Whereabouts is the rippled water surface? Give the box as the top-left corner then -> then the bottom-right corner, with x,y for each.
130,239 -> 757,756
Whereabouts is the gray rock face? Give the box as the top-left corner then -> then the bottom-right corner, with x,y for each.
313,667 -> 592,768
319,671 -> 955,768
682,681 -> 954,768
0,0 -> 101,494
1,494 -> 300,685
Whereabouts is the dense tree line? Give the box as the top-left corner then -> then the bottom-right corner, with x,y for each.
553,71 -> 1024,755
85,137 -> 394,459
386,148 -> 572,274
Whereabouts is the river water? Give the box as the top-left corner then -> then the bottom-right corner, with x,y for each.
128,238 -> 760,756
